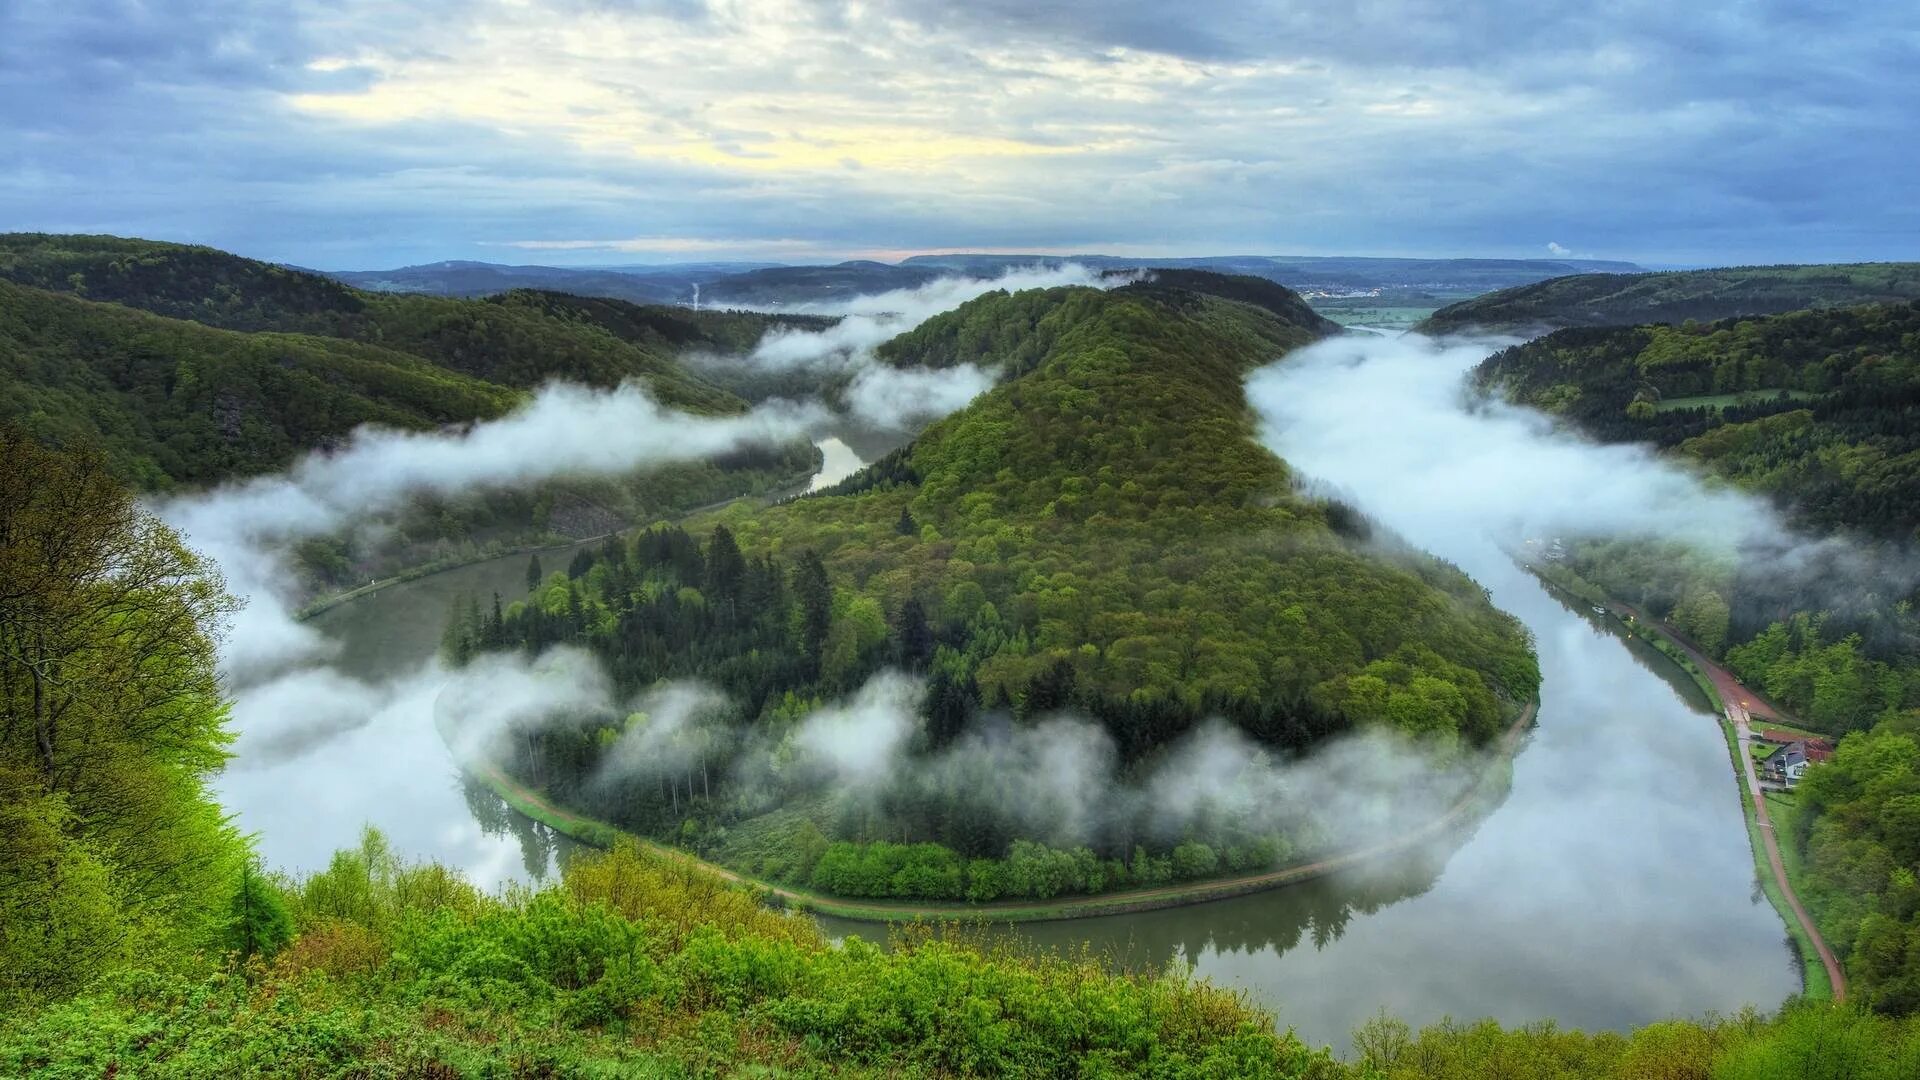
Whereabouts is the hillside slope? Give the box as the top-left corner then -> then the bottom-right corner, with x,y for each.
0,233 -> 815,410
1423,263 -> 1920,336
1473,301 -> 1920,541
0,280 -> 519,489
0,236 -> 824,591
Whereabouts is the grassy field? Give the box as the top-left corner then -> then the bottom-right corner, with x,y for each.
1650,388 -> 1822,412
1311,304 -> 1442,327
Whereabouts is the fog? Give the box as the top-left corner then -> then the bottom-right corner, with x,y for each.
1249,332 -> 1915,618
209,321 -> 1805,1044
193,269 -> 1095,881
694,263 -> 1118,430
159,384 -> 825,684
427,652 -> 1485,865
750,262 -> 1112,368
1247,333 -> 1779,571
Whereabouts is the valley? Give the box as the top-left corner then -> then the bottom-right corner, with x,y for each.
214,332 -> 1804,1052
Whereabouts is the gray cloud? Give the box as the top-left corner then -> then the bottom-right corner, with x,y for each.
5,2 -> 1913,273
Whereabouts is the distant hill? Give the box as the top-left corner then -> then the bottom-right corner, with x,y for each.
1472,300 -> 1920,540
0,235 -> 826,588
327,259 -> 780,305
1421,263 -> 1920,336
0,234 -> 815,409
311,251 -> 1647,312
698,261 -> 946,306
0,278 -> 516,489
905,253 -> 1642,293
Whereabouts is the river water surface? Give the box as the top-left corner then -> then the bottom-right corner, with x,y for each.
220,387 -> 1800,1050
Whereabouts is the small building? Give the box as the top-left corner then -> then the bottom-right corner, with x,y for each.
1762,739 -> 1831,787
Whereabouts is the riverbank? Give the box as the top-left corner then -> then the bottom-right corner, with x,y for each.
1523,560 -> 1844,1003
435,695 -> 1536,924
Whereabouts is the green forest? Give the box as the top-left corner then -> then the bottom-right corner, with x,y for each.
1422,263 -> 1920,336
3,428 -> 1915,1077
0,234 -> 828,593
1474,302 -> 1920,1015
441,278 -> 1541,903
1474,301 -> 1920,542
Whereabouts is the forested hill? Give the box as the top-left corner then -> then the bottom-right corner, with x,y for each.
1420,262 -> 1920,337
1472,301 -> 1920,541
454,276 -> 1540,902
0,235 -> 825,591
0,233 -> 821,407
0,279 -> 518,488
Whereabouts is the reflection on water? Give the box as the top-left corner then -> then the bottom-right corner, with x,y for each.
807,437 -> 866,491
224,436 -> 873,889
460,775 -> 582,882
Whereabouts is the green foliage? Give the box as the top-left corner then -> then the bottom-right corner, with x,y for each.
9,830 -> 1920,1077
0,434 -> 246,1009
222,863 -> 294,965
0,277 -> 518,489
0,837 -> 1335,1077
457,280 -> 1538,901
1475,301 -> 1920,540
1798,721 -> 1920,1014
1353,1002 -> 1920,1079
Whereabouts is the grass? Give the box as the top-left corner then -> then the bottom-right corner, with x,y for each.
1748,718 -> 1826,742
1650,388 -> 1821,413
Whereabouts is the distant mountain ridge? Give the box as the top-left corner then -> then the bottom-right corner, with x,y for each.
317,252 -> 1648,308
1421,263 -> 1920,336
327,259 -> 783,305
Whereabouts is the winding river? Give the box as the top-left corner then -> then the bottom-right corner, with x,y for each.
221,397 -> 1800,1049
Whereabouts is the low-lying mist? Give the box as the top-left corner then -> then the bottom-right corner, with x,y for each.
186,267 -> 1111,880
161,384 -> 826,684
436,656 -> 1487,865
689,263 -> 1117,429
1247,332 -> 1910,609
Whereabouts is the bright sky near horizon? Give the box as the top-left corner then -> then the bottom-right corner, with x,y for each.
3,1 -> 1915,269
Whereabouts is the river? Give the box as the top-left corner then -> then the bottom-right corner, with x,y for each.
219,392 -> 1800,1050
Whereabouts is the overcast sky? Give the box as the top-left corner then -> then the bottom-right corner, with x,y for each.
4,1 -> 1915,269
